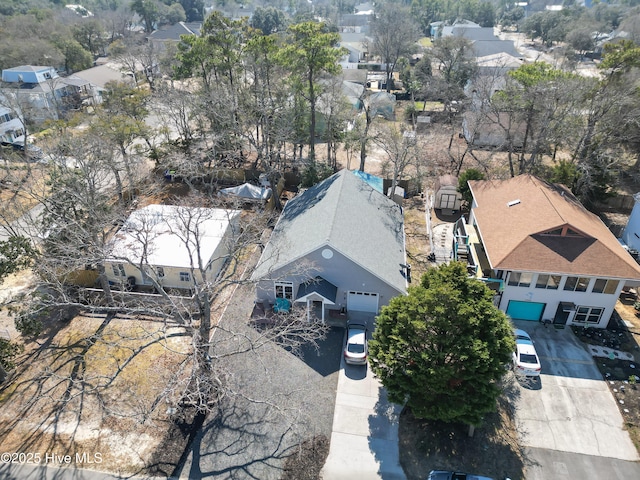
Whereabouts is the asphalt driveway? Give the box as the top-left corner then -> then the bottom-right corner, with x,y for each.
175,281 -> 343,480
512,320 -> 640,478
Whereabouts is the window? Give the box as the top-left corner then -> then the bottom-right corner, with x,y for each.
592,278 -> 619,294
179,272 -> 190,282
564,276 -> 590,292
275,281 -> 293,300
508,272 -> 532,287
157,267 -> 165,278
112,264 -> 125,277
574,306 -> 604,324
536,274 -> 561,290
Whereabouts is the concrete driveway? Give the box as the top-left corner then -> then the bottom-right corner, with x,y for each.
512,320 -> 639,477
321,313 -> 405,480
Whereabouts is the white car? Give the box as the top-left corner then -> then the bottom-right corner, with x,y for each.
512,329 -> 541,376
344,323 -> 368,365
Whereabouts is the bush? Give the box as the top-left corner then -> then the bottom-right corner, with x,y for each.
0,338 -> 23,376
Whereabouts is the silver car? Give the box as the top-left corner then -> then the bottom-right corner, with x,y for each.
344,323 -> 368,365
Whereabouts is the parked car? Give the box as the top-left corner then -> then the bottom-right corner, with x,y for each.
1,140 -> 44,160
344,323 -> 368,365
512,328 -> 541,376
427,471 -> 496,480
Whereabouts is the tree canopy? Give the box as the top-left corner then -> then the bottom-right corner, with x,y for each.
369,262 -> 514,426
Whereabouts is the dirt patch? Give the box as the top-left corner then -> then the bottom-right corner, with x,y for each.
0,314 -> 192,475
399,380 -> 525,480
403,195 -> 431,281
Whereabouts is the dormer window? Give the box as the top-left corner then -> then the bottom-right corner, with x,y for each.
541,226 -> 586,238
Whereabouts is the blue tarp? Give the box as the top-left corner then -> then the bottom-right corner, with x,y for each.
352,170 -> 383,194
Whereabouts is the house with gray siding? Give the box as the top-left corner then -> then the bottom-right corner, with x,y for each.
251,169 -> 408,321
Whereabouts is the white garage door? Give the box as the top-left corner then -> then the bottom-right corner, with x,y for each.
347,291 -> 379,313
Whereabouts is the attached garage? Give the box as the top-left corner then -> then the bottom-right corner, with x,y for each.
348,291 -> 379,313
506,300 -> 546,321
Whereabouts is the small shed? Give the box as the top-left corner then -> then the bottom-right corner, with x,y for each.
434,175 -> 462,214
387,185 -> 405,206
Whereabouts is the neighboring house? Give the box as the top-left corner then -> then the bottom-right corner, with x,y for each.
148,22 -> 202,51
339,32 -> 370,68
436,20 -> 521,59
251,169 -> 408,321
620,192 -> 640,255
465,52 -> 523,101
68,63 -> 137,103
462,110 -> 526,148
106,204 -> 240,291
0,105 -> 25,144
1,66 -> 92,122
452,175 -> 640,328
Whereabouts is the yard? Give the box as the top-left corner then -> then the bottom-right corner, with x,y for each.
0,313 -> 192,475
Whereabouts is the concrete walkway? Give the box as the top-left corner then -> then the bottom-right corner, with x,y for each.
321,354 -> 405,480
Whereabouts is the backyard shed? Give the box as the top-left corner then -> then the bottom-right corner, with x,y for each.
434,175 -> 462,213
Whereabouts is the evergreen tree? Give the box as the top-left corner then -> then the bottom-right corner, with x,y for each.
369,262 -> 514,427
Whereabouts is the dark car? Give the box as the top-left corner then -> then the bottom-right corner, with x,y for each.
344,323 -> 368,365
1,140 -> 44,160
427,471 -> 496,480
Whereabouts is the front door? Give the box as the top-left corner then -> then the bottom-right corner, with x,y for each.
553,303 -> 571,325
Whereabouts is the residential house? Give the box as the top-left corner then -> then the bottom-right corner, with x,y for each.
68,63 -> 137,104
339,31 -> 371,68
435,20 -> 521,59
462,110 -> 526,148
148,22 -> 202,52
453,175 -> 640,328
0,105 -> 25,144
1,66 -> 92,122
106,205 -> 241,291
251,169 -> 408,321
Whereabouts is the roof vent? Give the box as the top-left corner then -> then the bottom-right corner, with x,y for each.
507,199 -> 521,207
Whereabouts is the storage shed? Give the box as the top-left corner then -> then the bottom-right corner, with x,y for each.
434,175 -> 462,214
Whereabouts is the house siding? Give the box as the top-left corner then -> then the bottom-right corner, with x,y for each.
256,246 -> 405,313
499,271 -> 624,328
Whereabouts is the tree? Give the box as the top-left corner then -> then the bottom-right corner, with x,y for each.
131,0 -> 160,33
277,21 -> 346,163
369,262 -> 515,427
374,123 -> 422,198
251,6 -> 288,35
0,236 -> 36,282
371,4 -> 419,93
457,168 -> 485,207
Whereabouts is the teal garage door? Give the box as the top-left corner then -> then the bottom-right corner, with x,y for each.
506,301 -> 546,321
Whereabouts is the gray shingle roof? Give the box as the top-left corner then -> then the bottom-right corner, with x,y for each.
252,170 -> 407,293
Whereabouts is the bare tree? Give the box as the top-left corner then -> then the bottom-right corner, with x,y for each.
374,123 -> 422,198
371,4 -> 420,93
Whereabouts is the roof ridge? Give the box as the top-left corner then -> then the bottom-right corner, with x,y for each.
325,170 -> 347,243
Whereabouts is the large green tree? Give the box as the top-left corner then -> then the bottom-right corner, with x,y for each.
369,262 -> 514,426
277,21 -> 346,163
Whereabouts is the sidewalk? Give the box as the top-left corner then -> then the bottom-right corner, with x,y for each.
321,353 -> 406,480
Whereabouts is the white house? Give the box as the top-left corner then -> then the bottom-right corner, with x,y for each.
453,175 -> 640,328
0,105 -> 24,144
105,205 -> 241,291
